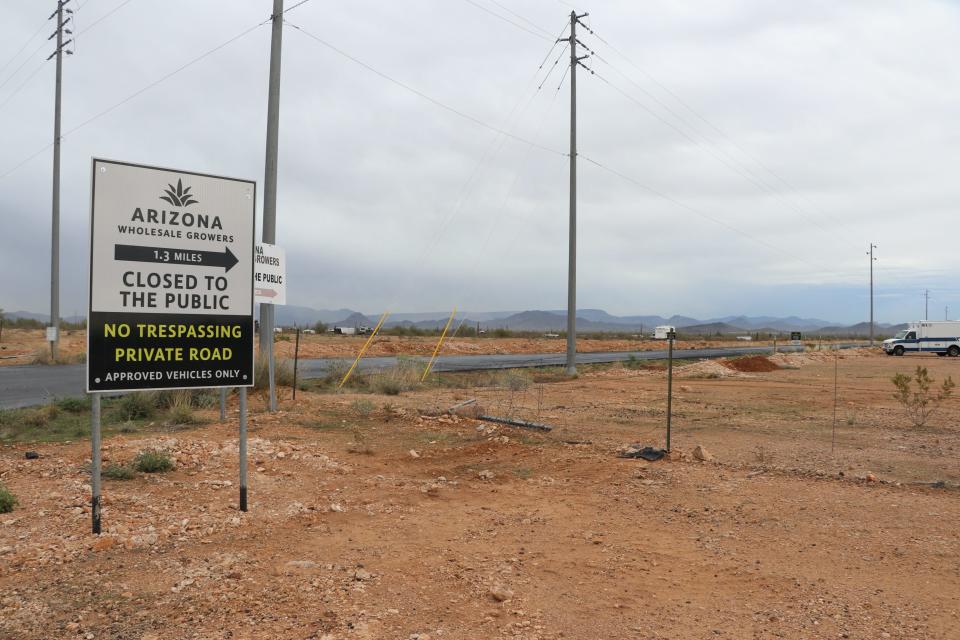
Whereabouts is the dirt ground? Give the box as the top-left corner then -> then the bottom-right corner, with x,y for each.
0,328 -> 839,366
2,350 -> 959,639
0,328 -> 87,364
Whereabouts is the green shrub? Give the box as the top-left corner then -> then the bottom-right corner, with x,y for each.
56,397 -> 87,414
166,403 -> 196,426
322,359 -> 352,386
114,392 -> 157,421
29,349 -> 83,365
370,357 -> 421,395
155,389 -> 216,409
102,463 -> 136,480
133,449 -> 174,473
22,404 -> 58,427
254,356 -> 295,390
0,484 -> 17,513
161,390 -> 203,426
372,377 -> 402,395
498,369 -> 532,391
346,426 -> 374,455
350,399 -> 375,416
892,366 -> 956,427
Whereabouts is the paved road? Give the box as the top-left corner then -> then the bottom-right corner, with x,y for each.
0,343 -> 861,409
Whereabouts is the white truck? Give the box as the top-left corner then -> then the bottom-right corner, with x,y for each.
654,325 -> 676,340
883,321 -> 960,357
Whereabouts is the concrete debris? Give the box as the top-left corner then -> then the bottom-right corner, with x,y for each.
692,445 -> 714,462
489,584 -> 514,602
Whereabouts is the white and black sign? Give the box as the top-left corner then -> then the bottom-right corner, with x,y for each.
254,243 -> 286,305
87,158 -> 256,392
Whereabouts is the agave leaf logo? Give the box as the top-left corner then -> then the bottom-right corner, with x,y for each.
159,178 -> 199,208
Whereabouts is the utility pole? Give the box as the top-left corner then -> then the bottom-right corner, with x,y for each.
260,0 -> 283,411
564,9 -> 589,375
48,0 -> 73,360
867,243 -> 876,346
946,305 -> 949,321
925,289 -> 930,321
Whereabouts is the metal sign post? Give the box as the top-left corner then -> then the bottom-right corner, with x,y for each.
292,327 -> 300,400
666,330 -> 675,452
90,393 -> 102,534
831,352 -> 838,454
86,158 -> 256,531
219,387 -> 227,421
239,386 -> 248,511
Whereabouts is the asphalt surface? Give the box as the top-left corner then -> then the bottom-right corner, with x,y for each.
0,343 -> 857,409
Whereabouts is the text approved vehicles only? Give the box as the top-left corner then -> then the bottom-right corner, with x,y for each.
882,321 -> 960,357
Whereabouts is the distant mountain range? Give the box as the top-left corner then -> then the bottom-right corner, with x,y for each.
2,307 -> 909,336
3,310 -> 86,324
260,306 -> 905,336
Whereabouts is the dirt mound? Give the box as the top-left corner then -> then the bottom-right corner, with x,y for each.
723,356 -> 780,372
676,360 -> 749,379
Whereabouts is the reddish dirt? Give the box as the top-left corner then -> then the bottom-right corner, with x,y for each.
723,355 -> 780,372
2,349 -> 959,639
0,328 -> 845,366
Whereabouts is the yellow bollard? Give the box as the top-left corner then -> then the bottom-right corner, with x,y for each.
421,308 -> 457,382
338,311 -> 389,389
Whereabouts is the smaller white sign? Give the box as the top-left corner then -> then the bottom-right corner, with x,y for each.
254,243 -> 286,305
46,326 -> 58,342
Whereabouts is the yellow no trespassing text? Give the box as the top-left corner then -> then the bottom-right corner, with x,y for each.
104,323 -> 243,339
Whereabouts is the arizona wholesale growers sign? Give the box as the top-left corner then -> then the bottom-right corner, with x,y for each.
87,158 -> 256,392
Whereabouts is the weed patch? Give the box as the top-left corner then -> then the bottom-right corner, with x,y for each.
103,463 -> 136,480
133,449 -> 174,473
0,484 -> 16,513
56,397 -> 87,414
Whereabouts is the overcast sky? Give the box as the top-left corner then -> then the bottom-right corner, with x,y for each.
2,0 -> 959,324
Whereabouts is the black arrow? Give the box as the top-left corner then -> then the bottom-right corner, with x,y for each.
114,244 -> 239,272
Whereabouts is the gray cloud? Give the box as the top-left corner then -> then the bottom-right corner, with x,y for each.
2,0 -> 958,324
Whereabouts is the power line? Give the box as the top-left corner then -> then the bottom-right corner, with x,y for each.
0,40 -> 48,93
65,19 -> 268,134
587,67 -> 855,253
453,7 -> 862,252
461,0 -> 553,41
284,21 -> 566,157
582,22 -> 863,241
535,21 -> 569,69
578,153 -> 853,277
0,17 -> 49,79
0,60 -> 46,112
538,42 -> 568,90
373,29 -> 569,315
487,0 -> 554,37
282,0 -> 316,14
75,0 -> 137,36
0,18 -> 270,181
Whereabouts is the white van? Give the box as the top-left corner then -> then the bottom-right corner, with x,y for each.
883,321 -> 960,356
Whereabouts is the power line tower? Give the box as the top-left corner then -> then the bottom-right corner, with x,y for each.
925,289 -> 930,321
47,0 -> 73,360
260,0 -> 284,412
564,9 -> 589,375
867,243 -> 876,346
